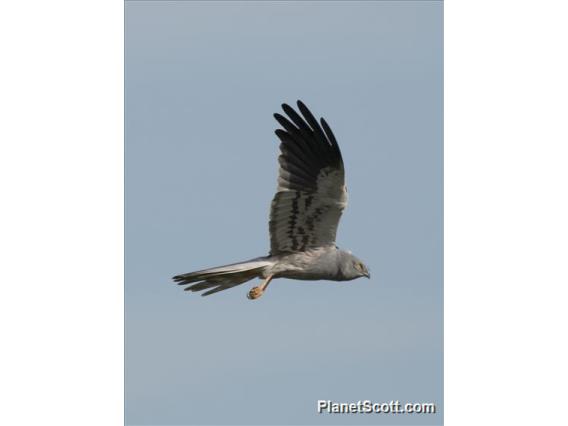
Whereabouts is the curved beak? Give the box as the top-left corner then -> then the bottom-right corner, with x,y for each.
364,271 -> 371,279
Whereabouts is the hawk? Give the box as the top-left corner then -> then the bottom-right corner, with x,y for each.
173,101 -> 370,299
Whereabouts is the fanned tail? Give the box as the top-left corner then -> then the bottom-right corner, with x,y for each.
172,258 -> 272,296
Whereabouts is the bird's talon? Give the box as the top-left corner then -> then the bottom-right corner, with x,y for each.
247,286 -> 263,300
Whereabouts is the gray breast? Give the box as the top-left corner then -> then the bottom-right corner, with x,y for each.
268,247 -> 344,281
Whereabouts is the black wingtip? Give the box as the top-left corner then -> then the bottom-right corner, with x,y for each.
281,103 -> 295,115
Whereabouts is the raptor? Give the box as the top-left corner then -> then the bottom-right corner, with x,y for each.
173,101 -> 370,299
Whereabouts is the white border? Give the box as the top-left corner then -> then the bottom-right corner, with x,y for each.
0,1 -> 123,425
446,1 -> 568,425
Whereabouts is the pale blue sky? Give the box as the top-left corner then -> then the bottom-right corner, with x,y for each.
125,1 -> 442,425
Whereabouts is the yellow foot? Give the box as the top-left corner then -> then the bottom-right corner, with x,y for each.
247,286 -> 264,300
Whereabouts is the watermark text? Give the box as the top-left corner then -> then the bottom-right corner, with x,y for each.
317,400 -> 436,415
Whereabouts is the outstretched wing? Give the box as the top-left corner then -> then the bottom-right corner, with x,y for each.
269,100 -> 348,255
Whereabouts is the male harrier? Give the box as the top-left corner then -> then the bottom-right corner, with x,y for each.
173,101 -> 370,299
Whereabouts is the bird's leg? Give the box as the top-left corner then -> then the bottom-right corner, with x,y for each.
247,275 -> 274,300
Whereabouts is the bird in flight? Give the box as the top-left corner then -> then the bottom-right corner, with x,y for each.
173,100 -> 370,299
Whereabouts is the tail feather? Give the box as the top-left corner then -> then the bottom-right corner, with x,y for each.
173,258 -> 272,297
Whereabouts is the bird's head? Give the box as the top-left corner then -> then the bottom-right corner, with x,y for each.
341,251 -> 371,280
